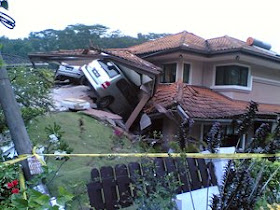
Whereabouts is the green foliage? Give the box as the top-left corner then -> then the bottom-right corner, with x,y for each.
210,102 -> 280,210
0,163 -> 20,204
206,122 -> 222,153
0,66 -> 54,133
27,112 -> 142,208
1,187 -> 73,209
0,23 -> 169,57
133,159 -> 178,210
0,121 -> 73,209
253,160 -> 280,205
237,100 -> 258,137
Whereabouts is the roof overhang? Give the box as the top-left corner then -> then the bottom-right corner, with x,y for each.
28,49 -> 162,78
137,47 -> 280,69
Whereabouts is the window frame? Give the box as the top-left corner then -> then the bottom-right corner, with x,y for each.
183,62 -> 191,84
211,63 -> 252,91
160,62 -> 177,83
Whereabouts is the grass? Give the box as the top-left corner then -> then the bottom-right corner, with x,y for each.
27,111 -> 142,209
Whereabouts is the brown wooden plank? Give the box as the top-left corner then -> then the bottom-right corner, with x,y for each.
115,164 -> 133,208
186,158 -> 202,190
207,161 -> 218,186
141,159 -> 155,194
100,166 -> 118,210
87,168 -> 105,209
175,158 -> 190,193
197,159 -> 210,187
154,158 -> 166,178
125,92 -> 150,130
128,162 -> 142,198
165,157 -> 176,174
165,157 -> 181,194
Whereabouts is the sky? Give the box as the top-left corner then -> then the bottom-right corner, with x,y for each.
1,0 -> 280,52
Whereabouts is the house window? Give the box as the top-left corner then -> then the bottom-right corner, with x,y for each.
215,65 -> 249,86
183,63 -> 190,83
160,63 -> 176,83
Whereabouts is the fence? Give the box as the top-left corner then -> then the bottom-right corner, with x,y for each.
87,157 -> 217,210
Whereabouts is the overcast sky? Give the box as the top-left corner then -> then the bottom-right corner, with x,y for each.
1,0 -> 280,52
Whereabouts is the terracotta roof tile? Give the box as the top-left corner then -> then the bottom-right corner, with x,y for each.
207,36 -> 244,51
127,32 -> 280,61
106,49 -> 161,73
145,83 -> 280,119
127,31 -> 207,55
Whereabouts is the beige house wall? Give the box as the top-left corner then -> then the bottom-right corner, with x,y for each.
201,61 -> 280,105
151,55 -> 280,105
220,80 -> 280,104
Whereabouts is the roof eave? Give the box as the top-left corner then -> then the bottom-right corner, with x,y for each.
137,46 -> 280,64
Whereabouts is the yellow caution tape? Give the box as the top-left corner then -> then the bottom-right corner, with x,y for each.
32,147 -> 46,166
1,150 -> 279,167
1,154 -> 32,166
19,168 -> 27,200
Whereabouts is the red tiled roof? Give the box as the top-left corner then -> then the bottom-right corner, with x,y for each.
127,32 -> 280,61
106,49 -> 161,73
128,31 -> 207,54
145,83 -> 280,119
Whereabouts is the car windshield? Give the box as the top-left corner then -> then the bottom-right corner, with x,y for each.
98,60 -> 120,78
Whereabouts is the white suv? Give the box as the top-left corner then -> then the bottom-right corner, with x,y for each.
81,59 -> 139,119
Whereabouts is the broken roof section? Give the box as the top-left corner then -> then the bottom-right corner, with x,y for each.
28,48 -> 162,77
127,31 -> 280,62
144,82 -> 280,119
2,53 -> 32,67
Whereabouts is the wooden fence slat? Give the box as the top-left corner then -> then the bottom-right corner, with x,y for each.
87,168 -> 105,210
87,158 -> 218,209
141,159 -> 155,194
207,162 -> 218,186
128,162 -> 141,198
175,158 -> 191,193
186,158 -> 202,190
100,166 -> 118,210
154,158 -> 166,178
165,157 -> 177,174
165,157 -> 182,194
197,159 -> 210,187
115,164 -> 132,208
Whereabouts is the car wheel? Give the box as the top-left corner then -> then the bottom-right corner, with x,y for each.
97,96 -> 114,108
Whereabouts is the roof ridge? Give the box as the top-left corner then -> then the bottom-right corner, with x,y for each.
179,31 -> 188,46
127,31 -> 188,50
207,35 -> 245,46
2,53 -> 28,59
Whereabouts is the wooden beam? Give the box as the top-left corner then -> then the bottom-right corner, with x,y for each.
125,92 -> 150,131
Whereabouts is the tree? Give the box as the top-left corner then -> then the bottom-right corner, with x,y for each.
0,65 -> 54,133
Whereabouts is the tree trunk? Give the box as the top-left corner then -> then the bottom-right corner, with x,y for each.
0,52 -> 32,180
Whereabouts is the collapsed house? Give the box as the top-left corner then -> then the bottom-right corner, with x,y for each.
29,31 -> 280,150
126,31 -> 280,149
28,48 -> 161,130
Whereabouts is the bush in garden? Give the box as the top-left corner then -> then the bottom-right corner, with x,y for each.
132,159 -> 179,210
210,102 -> 280,210
0,66 -> 54,133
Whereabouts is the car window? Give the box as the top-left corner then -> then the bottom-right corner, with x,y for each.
98,60 -> 120,78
